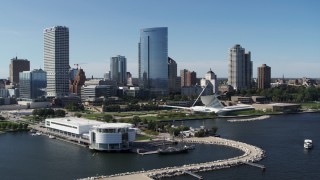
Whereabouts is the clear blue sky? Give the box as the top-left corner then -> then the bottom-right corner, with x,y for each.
0,0 -> 319,79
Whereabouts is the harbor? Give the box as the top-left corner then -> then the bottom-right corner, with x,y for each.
1,113 -> 320,180
81,136 -> 266,180
29,123 -> 267,179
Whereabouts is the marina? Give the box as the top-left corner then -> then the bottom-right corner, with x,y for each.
84,136 -> 266,179
0,113 -> 320,180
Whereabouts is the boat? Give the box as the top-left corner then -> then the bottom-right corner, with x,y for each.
31,133 -> 37,136
183,144 -> 195,150
158,146 -> 188,155
35,132 -> 42,136
304,139 -> 313,149
49,135 -> 55,139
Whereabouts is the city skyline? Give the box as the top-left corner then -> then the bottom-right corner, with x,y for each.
0,0 -> 319,79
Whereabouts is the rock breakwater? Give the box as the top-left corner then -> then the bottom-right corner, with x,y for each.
80,136 -> 266,180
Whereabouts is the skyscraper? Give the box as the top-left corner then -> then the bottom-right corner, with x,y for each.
168,57 -> 177,94
19,69 -> 47,99
44,26 -> 69,97
138,27 -> 168,96
228,44 -> 252,90
9,57 -> 30,84
257,64 -> 271,89
110,55 -> 127,85
180,69 -> 197,87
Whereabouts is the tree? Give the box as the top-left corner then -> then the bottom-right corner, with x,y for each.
195,129 -> 207,137
102,114 -> 113,122
211,126 -> 218,135
132,116 -> 141,126
74,113 -> 82,118
55,109 -> 66,117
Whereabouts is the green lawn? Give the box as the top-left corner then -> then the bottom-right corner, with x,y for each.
135,134 -> 151,141
300,102 -> 320,110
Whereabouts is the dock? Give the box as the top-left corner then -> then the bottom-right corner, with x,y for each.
183,170 -> 203,179
137,150 -> 159,155
29,124 -> 90,147
243,161 -> 266,171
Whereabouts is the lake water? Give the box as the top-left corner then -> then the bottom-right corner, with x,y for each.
1,113 -> 320,180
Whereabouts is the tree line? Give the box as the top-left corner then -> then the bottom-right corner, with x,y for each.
103,104 -> 162,112
32,108 -> 66,121
227,86 -> 320,103
0,122 -> 28,131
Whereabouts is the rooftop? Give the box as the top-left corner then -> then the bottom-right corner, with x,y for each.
46,117 -> 104,126
94,123 -> 133,129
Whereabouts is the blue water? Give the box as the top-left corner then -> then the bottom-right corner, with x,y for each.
171,113 -> 320,180
1,113 -> 320,180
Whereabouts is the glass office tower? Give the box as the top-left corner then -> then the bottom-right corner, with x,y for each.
19,69 -> 47,99
138,27 -> 168,97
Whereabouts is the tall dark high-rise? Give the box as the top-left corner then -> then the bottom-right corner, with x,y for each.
9,57 -> 30,84
168,57 -> 177,94
44,26 -> 69,97
228,44 -> 252,90
257,64 -> 271,89
110,55 -> 127,85
138,27 -> 168,96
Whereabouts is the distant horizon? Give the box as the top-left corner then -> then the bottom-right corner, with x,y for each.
0,0 -> 319,79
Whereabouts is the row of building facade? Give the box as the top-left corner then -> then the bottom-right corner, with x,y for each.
3,26 -> 274,103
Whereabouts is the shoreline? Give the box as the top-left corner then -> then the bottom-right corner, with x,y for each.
227,115 -> 271,122
80,136 -> 266,180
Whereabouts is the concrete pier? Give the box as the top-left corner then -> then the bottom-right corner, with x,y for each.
80,136 -> 266,180
183,170 -> 203,179
137,149 -> 159,155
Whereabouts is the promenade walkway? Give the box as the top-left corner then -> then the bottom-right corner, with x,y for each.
81,136 -> 266,180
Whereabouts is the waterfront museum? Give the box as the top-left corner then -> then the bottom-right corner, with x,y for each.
45,117 -> 136,151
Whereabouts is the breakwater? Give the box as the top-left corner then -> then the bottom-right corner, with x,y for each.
81,136 -> 266,180
227,115 -> 271,122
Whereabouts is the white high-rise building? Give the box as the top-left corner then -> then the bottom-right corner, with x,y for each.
200,68 -> 218,94
110,55 -> 127,85
44,26 -> 69,97
228,44 -> 252,90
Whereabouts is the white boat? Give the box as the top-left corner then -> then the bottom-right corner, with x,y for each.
304,139 -> 313,149
35,132 -> 42,136
49,135 -> 55,139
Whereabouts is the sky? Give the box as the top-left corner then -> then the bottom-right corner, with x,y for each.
0,0 -> 319,79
